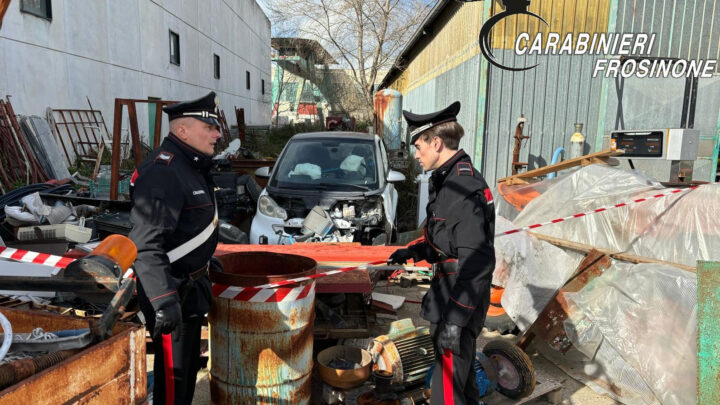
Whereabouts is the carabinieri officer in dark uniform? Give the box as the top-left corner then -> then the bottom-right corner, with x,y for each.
129,92 -> 222,404
388,101 -> 495,405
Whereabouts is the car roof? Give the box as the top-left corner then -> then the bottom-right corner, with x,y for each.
290,131 -> 375,141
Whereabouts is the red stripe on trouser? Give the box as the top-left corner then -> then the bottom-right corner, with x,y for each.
442,351 -> 455,405
162,333 -> 175,405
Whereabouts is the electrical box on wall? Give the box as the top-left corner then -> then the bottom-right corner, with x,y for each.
610,129 -> 700,160
610,128 -> 701,183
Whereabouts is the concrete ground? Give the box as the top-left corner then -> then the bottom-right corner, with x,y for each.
179,280 -> 620,404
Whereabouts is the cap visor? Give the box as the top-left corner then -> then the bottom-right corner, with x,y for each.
194,116 -> 221,128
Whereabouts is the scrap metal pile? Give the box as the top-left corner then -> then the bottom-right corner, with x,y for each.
0,97 -> 50,191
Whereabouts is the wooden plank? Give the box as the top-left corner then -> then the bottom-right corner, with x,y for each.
153,102 -> 163,149
497,149 -> 624,183
126,102 -> 142,167
528,231 -> 696,272
697,261 -> 720,405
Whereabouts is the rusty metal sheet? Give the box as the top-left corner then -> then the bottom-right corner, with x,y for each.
0,308 -> 146,404
316,267 -> 372,294
697,261 -> 720,405
517,250 -> 612,353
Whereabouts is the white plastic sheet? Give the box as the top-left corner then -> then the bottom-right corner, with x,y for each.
495,165 -> 706,404
493,216 -> 582,330
564,263 -> 697,405
512,165 -> 720,266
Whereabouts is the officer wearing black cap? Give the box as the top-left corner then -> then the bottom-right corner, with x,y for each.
129,91 -> 222,404
388,101 -> 495,405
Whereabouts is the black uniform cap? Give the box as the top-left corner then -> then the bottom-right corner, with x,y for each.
163,91 -> 221,128
403,101 -> 461,144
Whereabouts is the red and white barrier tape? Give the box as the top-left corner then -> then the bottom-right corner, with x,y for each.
0,186 -> 699,295
496,186 -> 699,237
209,259 -> 387,301
0,246 -> 74,268
212,281 -> 315,302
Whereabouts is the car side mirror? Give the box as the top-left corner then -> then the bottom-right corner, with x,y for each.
387,170 -> 406,183
255,166 -> 271,178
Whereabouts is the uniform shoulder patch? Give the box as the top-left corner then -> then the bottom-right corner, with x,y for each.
483,188 -> 494,204
456,162 -> 474,176
153,151 -> 175,166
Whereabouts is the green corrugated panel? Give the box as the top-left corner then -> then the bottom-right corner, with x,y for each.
697,261 -> 720,405
595,0 -> 619,152
713,105 -> 720,182
474,1 -> 491,168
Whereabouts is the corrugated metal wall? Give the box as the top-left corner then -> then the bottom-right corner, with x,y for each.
484,52 -> 606,183
390,2 -> 486,160
390,2 -> 485,94
402,56 -> 482,158
484,0 -> 720,183
600,0 -> 720,181
482,0 -> 612,183
389,0 -> 720,183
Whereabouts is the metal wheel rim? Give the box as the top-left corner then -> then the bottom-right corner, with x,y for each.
490,353 -> 521,390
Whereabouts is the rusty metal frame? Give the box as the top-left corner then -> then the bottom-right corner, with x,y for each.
0,96 -> 48,188
0,0 -> 10,30
49,102 -> 111,169
516,250 -> 613,353
109,98 -> 177,200
218,109 -> 232,150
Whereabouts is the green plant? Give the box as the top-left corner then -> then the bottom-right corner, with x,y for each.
252,122 -> 326,158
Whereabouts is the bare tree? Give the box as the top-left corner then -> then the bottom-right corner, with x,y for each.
268,0 -> 433,114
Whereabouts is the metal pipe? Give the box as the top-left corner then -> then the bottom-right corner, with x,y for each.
548,147 -> 565,179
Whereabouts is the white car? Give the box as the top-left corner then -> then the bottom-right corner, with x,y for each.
250,132 -> 405,245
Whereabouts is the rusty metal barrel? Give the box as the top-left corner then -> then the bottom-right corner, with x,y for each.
209,252 -> 316,404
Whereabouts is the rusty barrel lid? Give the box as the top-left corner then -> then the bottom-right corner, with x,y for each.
211,252 -> 316,287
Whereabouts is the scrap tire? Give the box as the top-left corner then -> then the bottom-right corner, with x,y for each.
482,339 -> 535,399
484,286 -> 519,335
484,312 -> 519,335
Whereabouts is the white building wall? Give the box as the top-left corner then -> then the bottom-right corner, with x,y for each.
0,0 -> 271,146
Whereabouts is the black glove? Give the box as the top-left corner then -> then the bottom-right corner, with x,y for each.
209,256 -> 224,273
437,322 -> 462,355
154,300 -> 182,339
387,248 -> 418,265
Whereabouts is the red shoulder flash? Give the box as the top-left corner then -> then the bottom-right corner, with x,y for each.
484,188 -> 494,204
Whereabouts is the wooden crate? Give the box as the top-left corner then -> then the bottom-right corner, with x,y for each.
0,307 -> 146,404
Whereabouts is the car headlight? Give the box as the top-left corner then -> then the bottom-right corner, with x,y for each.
258,195 -> 288,220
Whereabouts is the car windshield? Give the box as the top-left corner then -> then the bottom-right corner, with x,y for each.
270,138 -> 378,191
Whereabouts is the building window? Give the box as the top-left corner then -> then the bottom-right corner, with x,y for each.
261,79 -> 265,95
246,71 -> 251,90
214,54 -> 220,79
169,31 -> 180,65
20,0 -> 51,19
